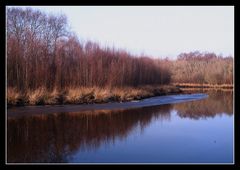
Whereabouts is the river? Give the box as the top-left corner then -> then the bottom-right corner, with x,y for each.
7,90 -> 233,163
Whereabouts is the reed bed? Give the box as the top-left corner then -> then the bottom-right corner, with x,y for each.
7,85 -> 182,106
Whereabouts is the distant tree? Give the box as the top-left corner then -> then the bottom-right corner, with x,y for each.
7,7 -> 233,94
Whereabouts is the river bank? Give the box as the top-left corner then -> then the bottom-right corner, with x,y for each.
173,83 -> 233,89
7,85 -> 182,107
7,93 -> 208,117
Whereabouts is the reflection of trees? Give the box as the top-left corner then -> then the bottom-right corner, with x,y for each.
175,90 -> 233,119
7,105 -> 172,163
8,91 -> 232,163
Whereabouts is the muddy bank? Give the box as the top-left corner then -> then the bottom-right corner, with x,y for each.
8,93 -> 208,117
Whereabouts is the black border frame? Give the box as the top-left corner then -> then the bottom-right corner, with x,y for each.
1,0 -> 239,168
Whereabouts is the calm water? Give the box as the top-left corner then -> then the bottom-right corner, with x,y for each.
7,90 -> 233,163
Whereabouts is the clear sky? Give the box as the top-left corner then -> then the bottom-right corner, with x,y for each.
13,6 -> 234,58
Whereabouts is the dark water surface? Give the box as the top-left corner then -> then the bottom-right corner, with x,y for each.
7,90 -> 233,163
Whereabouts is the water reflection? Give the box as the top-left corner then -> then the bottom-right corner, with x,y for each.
175,90 -> 233,119
7,90 -> 233,163
7,105 -> 172,163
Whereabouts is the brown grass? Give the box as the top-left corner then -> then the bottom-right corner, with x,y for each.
7,85 -> 182,106
173,83 -> 233,89
7,87 -> 20,105
27,88 -> 47,105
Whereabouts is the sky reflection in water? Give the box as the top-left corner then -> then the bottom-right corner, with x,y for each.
7,90 -> 233,163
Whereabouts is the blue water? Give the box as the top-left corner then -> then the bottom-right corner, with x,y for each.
7,90 -> 233,163
69,110 -> 233,163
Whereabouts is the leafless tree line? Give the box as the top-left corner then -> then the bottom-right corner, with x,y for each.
7,8 -> 233,92
171,51 -> 233,84
7,7 -> 170,92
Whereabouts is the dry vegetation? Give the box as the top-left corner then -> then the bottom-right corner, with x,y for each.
7,85 -> 182,106
7,8 -> 171,92
170,51 -> 233,85
6,8 -> 233,106
173,83 -> 233,89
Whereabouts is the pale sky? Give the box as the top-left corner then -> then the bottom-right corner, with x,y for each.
11,6 -> 234,58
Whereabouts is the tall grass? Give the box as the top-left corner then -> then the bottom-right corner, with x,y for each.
173,83 -> 233,89
7,85 -> 182,106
